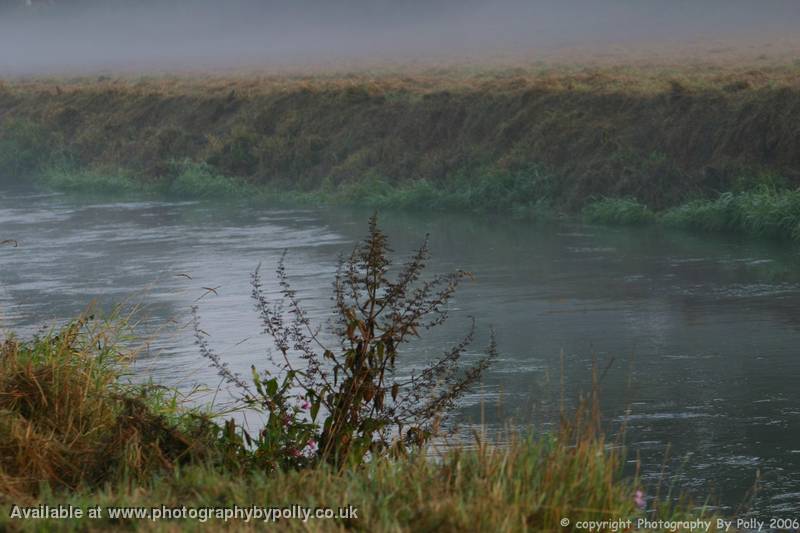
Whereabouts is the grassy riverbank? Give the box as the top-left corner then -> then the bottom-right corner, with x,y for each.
0,316 -> 718,532
1,63 -> 799,223
583,188 -> 800,240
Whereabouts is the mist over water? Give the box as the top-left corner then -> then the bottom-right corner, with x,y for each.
1,0 -> 800,74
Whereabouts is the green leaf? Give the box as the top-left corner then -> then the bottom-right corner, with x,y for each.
266,377 -> 278,397
251,365 -> 265,397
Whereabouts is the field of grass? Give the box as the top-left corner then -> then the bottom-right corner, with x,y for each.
0,316 -> 720,532
1,61 -> 799,223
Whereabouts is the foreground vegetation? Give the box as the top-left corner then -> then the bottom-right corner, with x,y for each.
0,318 -> 717,532
0,219 -> 722,531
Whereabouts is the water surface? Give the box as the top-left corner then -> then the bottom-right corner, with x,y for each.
1,188 -> 799,516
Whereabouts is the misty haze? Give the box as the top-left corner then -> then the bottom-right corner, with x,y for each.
1,0 -> 800,72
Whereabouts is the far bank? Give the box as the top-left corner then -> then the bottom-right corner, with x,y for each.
2,64 -> 800,237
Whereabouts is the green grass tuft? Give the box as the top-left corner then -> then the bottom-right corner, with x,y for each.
662,188 -> 800,240
166,160 -> 250,198
41,167 -> 142,194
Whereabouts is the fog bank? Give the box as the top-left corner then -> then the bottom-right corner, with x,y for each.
1,0 -> 799,74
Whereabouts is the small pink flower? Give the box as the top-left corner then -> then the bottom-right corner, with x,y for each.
302,439 -> 319,457
634,490 -> 646,509
301,400 -> 311,411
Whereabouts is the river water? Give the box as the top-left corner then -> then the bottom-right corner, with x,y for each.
1,188 -> 799,516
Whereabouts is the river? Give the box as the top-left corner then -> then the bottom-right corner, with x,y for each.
1,188 -> 799,516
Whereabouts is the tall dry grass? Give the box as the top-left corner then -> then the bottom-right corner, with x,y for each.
0,315 -> 216,501
2,61 -> 800,212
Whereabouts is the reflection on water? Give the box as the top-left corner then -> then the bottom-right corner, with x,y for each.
1,188 -> 799,516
